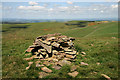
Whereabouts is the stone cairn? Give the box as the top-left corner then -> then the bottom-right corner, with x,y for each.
24,33 -> 79,78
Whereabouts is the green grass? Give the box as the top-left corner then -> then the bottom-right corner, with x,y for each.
2,21 -> 118,78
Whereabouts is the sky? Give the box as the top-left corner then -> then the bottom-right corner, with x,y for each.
1,1 -> 119,20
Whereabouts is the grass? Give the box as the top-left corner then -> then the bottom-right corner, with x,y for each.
2,21 -> 118,79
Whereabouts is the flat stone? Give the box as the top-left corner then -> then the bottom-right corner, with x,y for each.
81,52 -> 86,55
41,52 -> 47,55
101,74 -> 111,80
36,64 -> 44,67
46,37 -> 56,41
38,49 -> 46,52
63,58 -> 71,61
52,58 -> 58,62
26,66 -> 30,70
52,65 -> 61,70
66,55 -> 76,59
29,45 -> 39,48
45,54 -> 49,58
56,54 -> 65,60
24,57 -> 34,61
65,51 -> 77,55
80,62 -> 88,66
51,42 -> 60,48
70,65 -> 78,72
35,40 -> 52,53
38,54 -> 44,59
57,60 -> 71,66
43,61 -> 51,66
41,67 -> 52,73
42,40 -> 51,45
28,62 -> 33,65
64,48 -> 73,52
25,53 -> 31,56
26,48 -> 34,52
68,71 -> 79,77
39,72 -> 50,78
34,52 -> 39,55
35,61 -> 41,64
26,62 -> 33,70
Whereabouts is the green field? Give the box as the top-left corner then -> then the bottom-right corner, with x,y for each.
2,21 -> 118,78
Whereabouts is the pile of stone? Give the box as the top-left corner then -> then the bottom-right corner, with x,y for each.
25,33 -> 77,61
24,33 -> 79,78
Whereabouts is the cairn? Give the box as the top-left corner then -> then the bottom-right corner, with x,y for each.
25,33 -> 77,61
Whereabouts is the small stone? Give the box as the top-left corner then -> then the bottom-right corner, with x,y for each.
25,53 -> 31,56
13,62 -> 16,65
26,66 -> 30,70
43,61 -> 51,66
28,62 -> 33,65
68,71 -> 79,77
52,65 -> 61,70
39,72 -> 49,78
71,65 -> 77,72
35,61 -> 41,64
24,57 -> 34,61
96,62 -> 100,65
81,52 -> 86,55
36,64 -> 44,67
91,44 -> 94,46
101,74 -> 111,80
66,55 -> 76,59
41,67 -> 52,73
80,62 -> 88,66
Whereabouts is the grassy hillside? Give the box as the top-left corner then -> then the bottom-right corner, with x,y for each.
2,21 -> 118,78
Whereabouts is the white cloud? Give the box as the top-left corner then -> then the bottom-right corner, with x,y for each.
48,8 -> 53,11
18,6 -> 45,10
66,1 -> 73,4
28,1 -> 38,6
111,4 -> 118,8
93,8 -> 97,11
100,10 -> 104,13
58,7 -> 68,9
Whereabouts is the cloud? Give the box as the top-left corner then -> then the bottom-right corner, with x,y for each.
100,10 -> 104,13
111,4 -> 118,8
28,1 -> 38,6
18,6 -> 45,10
66,1 -> 73,4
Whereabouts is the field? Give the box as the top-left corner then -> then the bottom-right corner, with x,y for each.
2,21 -> 118,79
